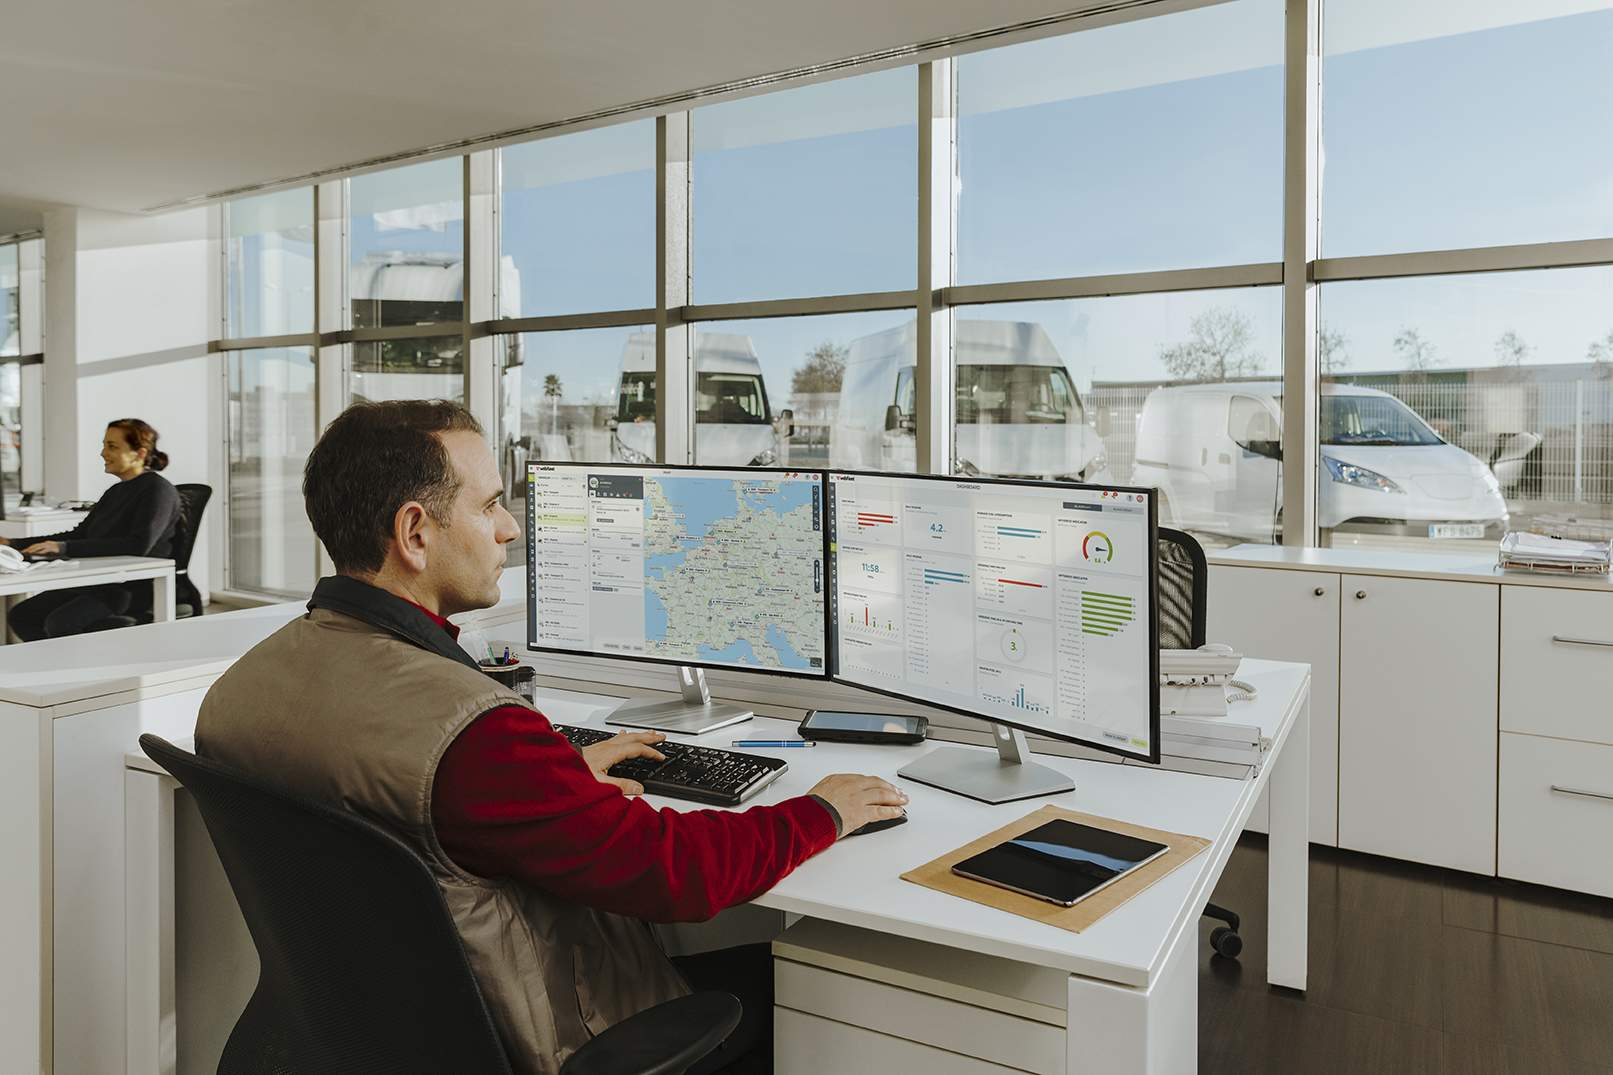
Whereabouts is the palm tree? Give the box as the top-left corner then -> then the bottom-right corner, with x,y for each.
543,373 -> 563,435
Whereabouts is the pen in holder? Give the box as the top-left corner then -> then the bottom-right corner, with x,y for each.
478,654 -> 536,704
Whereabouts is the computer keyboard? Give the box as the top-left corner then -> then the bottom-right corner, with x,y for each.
554,724 -> 789,806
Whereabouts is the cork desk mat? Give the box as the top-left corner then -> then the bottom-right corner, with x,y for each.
901,804 -> 1210,933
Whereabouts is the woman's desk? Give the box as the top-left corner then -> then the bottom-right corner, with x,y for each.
0,556 -> 176,643
122,659 -> 1311,1075
0,508 -> 89,541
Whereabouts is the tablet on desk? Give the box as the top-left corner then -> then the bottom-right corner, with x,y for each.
951,818 -> 1170,908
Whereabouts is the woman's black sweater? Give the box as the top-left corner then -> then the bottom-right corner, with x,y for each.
38,470 -> 182,558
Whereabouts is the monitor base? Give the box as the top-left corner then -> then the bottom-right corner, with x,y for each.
898,724 -> 1075,804
607,697 -> 754,735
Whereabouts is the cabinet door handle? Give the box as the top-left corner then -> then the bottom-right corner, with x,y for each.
1355,590 -> 1367,600
1313,587 -> 1326,597
1551,784 -> 1613,803
1551,635 -> 1613,649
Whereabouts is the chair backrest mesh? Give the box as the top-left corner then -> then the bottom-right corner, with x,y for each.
1156,527 -> 1208,651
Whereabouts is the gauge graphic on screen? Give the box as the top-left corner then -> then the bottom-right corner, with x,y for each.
1082,530 -> 1114,564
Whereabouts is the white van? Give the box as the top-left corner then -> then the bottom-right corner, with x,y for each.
830,320 -> 1109,481
1130,381 -> 1508,541
610,332 -> 783,467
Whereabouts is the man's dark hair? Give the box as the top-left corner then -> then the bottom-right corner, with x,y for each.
304,400 -> 484,575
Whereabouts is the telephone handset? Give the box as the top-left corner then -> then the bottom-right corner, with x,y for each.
0,545 -> 32,573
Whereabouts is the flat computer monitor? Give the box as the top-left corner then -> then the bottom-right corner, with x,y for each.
827,471 -> 1159,802
526,462 -> 829,732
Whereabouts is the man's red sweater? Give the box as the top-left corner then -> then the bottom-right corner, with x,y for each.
423,610 -> 838,923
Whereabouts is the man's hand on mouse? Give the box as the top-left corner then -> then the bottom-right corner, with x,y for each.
581,730 -> 667,795
807,774 -> 909,838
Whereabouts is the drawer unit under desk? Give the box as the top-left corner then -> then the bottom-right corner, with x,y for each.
1499,732 -> 1613,899
772,918 -> 1067,1074
1502,587 -> 1613,745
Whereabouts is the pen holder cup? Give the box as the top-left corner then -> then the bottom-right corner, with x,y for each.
479,660 -> 536,705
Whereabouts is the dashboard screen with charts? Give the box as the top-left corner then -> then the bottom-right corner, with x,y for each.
827,473 -> 1158,760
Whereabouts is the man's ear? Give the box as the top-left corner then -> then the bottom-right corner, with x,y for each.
391,501 -> 432,573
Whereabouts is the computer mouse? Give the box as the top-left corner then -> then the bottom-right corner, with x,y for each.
848,810 -> 908,837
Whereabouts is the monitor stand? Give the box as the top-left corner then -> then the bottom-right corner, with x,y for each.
606,666 -> 753,735
898,723 -> 1075,805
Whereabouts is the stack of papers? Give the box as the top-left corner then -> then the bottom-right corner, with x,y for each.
1498,531 -> 1613,575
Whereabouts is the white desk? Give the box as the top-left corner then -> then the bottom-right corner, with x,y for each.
123,658 -> 1309,1075
0,508 -> 89,542
0,570 -> 532,1075
0,556 -> 176,643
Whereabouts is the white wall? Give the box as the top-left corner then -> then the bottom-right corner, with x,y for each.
47,207 -> 222,602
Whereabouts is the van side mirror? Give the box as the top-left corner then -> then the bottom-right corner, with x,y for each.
1238,438 -> 1282,460
606,416 -> 619,431
775,408 -> 794,438
885,405 -> 904,432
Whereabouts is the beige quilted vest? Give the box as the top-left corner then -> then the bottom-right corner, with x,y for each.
196,606 -> 690,1074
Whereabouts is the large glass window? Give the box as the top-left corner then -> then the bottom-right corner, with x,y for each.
956,289 -> 1284,547
0,244 -> 16,356
1319,267 -> 1613,551
693,69 -> 917,302
227,348 -> 317,595
955,0 -> 1282,285
0,363 -> 20,492
349,159 -> 464,328
350,337 -> 465,404
1323,3 -> 1613,257
691,310 -> 914,469
499,122 -> 655,318
225,188 -> 314,338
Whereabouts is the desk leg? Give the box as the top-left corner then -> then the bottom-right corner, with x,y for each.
126,771 -> 177,1075
1065,921 -> 1196,1075
1267,686 -> 1310,991
152,574 -> 176,623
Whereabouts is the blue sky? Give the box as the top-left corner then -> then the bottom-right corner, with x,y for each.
237,1 -> 1613,415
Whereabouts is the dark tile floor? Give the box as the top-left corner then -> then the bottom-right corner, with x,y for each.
1197,836 -> 1613,1074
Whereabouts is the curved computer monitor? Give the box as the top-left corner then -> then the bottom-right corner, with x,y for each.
526,461 -> 829,731
827,471 -> 1159,801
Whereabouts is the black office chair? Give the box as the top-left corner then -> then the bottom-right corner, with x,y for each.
1156,528 -> 1244,961
85,482 -> 213,633
138,735 -> 742,1075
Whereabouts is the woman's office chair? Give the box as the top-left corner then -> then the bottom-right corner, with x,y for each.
139,734 -> 742,1075
87,482 -> 212,632
1157,528 -> 1244,961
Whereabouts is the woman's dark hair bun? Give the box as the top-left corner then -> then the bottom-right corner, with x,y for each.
149,450 -> 170,472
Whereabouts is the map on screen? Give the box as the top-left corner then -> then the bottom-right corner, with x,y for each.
528,464 -> 827,675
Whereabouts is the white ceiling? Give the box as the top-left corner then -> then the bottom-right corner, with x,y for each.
0,0 -> 1126,222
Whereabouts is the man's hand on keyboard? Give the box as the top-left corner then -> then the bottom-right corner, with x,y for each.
582,731 -> 668,796
807,775 -> 909,838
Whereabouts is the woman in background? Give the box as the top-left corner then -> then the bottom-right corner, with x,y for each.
1,419 -> 181,640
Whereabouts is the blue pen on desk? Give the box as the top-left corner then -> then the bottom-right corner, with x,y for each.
731,739 -> 816,748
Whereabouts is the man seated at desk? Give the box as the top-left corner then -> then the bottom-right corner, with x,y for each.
1,418 -> 180,640
195,400 -> 906,1075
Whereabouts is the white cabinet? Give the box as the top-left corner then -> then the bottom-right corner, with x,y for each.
1338,576 -> 1498,875
1501,587 -> 1613,746
1498,733 -> 1613,899
1207,564 -> 1340,845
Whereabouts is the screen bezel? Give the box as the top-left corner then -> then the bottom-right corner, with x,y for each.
524,460 -> 834,682
825,469 -> 1162,765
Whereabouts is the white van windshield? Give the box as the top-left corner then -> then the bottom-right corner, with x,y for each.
1322,394 -> 1442,447
955,365 -> 1082,425
695,373 -> 770,424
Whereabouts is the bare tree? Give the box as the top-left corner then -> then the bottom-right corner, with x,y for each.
1392,328 -> 1441,372
792,341 -> 848,395
1319,327 -> 1350,375
1157,308 -> 1263,382
1586,329 -> 1613,368
1494,330 -> 1531,367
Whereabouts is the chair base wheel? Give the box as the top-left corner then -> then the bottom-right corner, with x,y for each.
1210,925 -> 1243,960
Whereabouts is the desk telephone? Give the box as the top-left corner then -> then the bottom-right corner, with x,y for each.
0,545 -> 30,573
1159,643 -> 1257,708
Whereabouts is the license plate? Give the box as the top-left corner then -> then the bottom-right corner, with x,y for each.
1428,523 -> 1485,539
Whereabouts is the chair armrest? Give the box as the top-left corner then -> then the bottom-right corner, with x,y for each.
559,991 -> 742,1075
